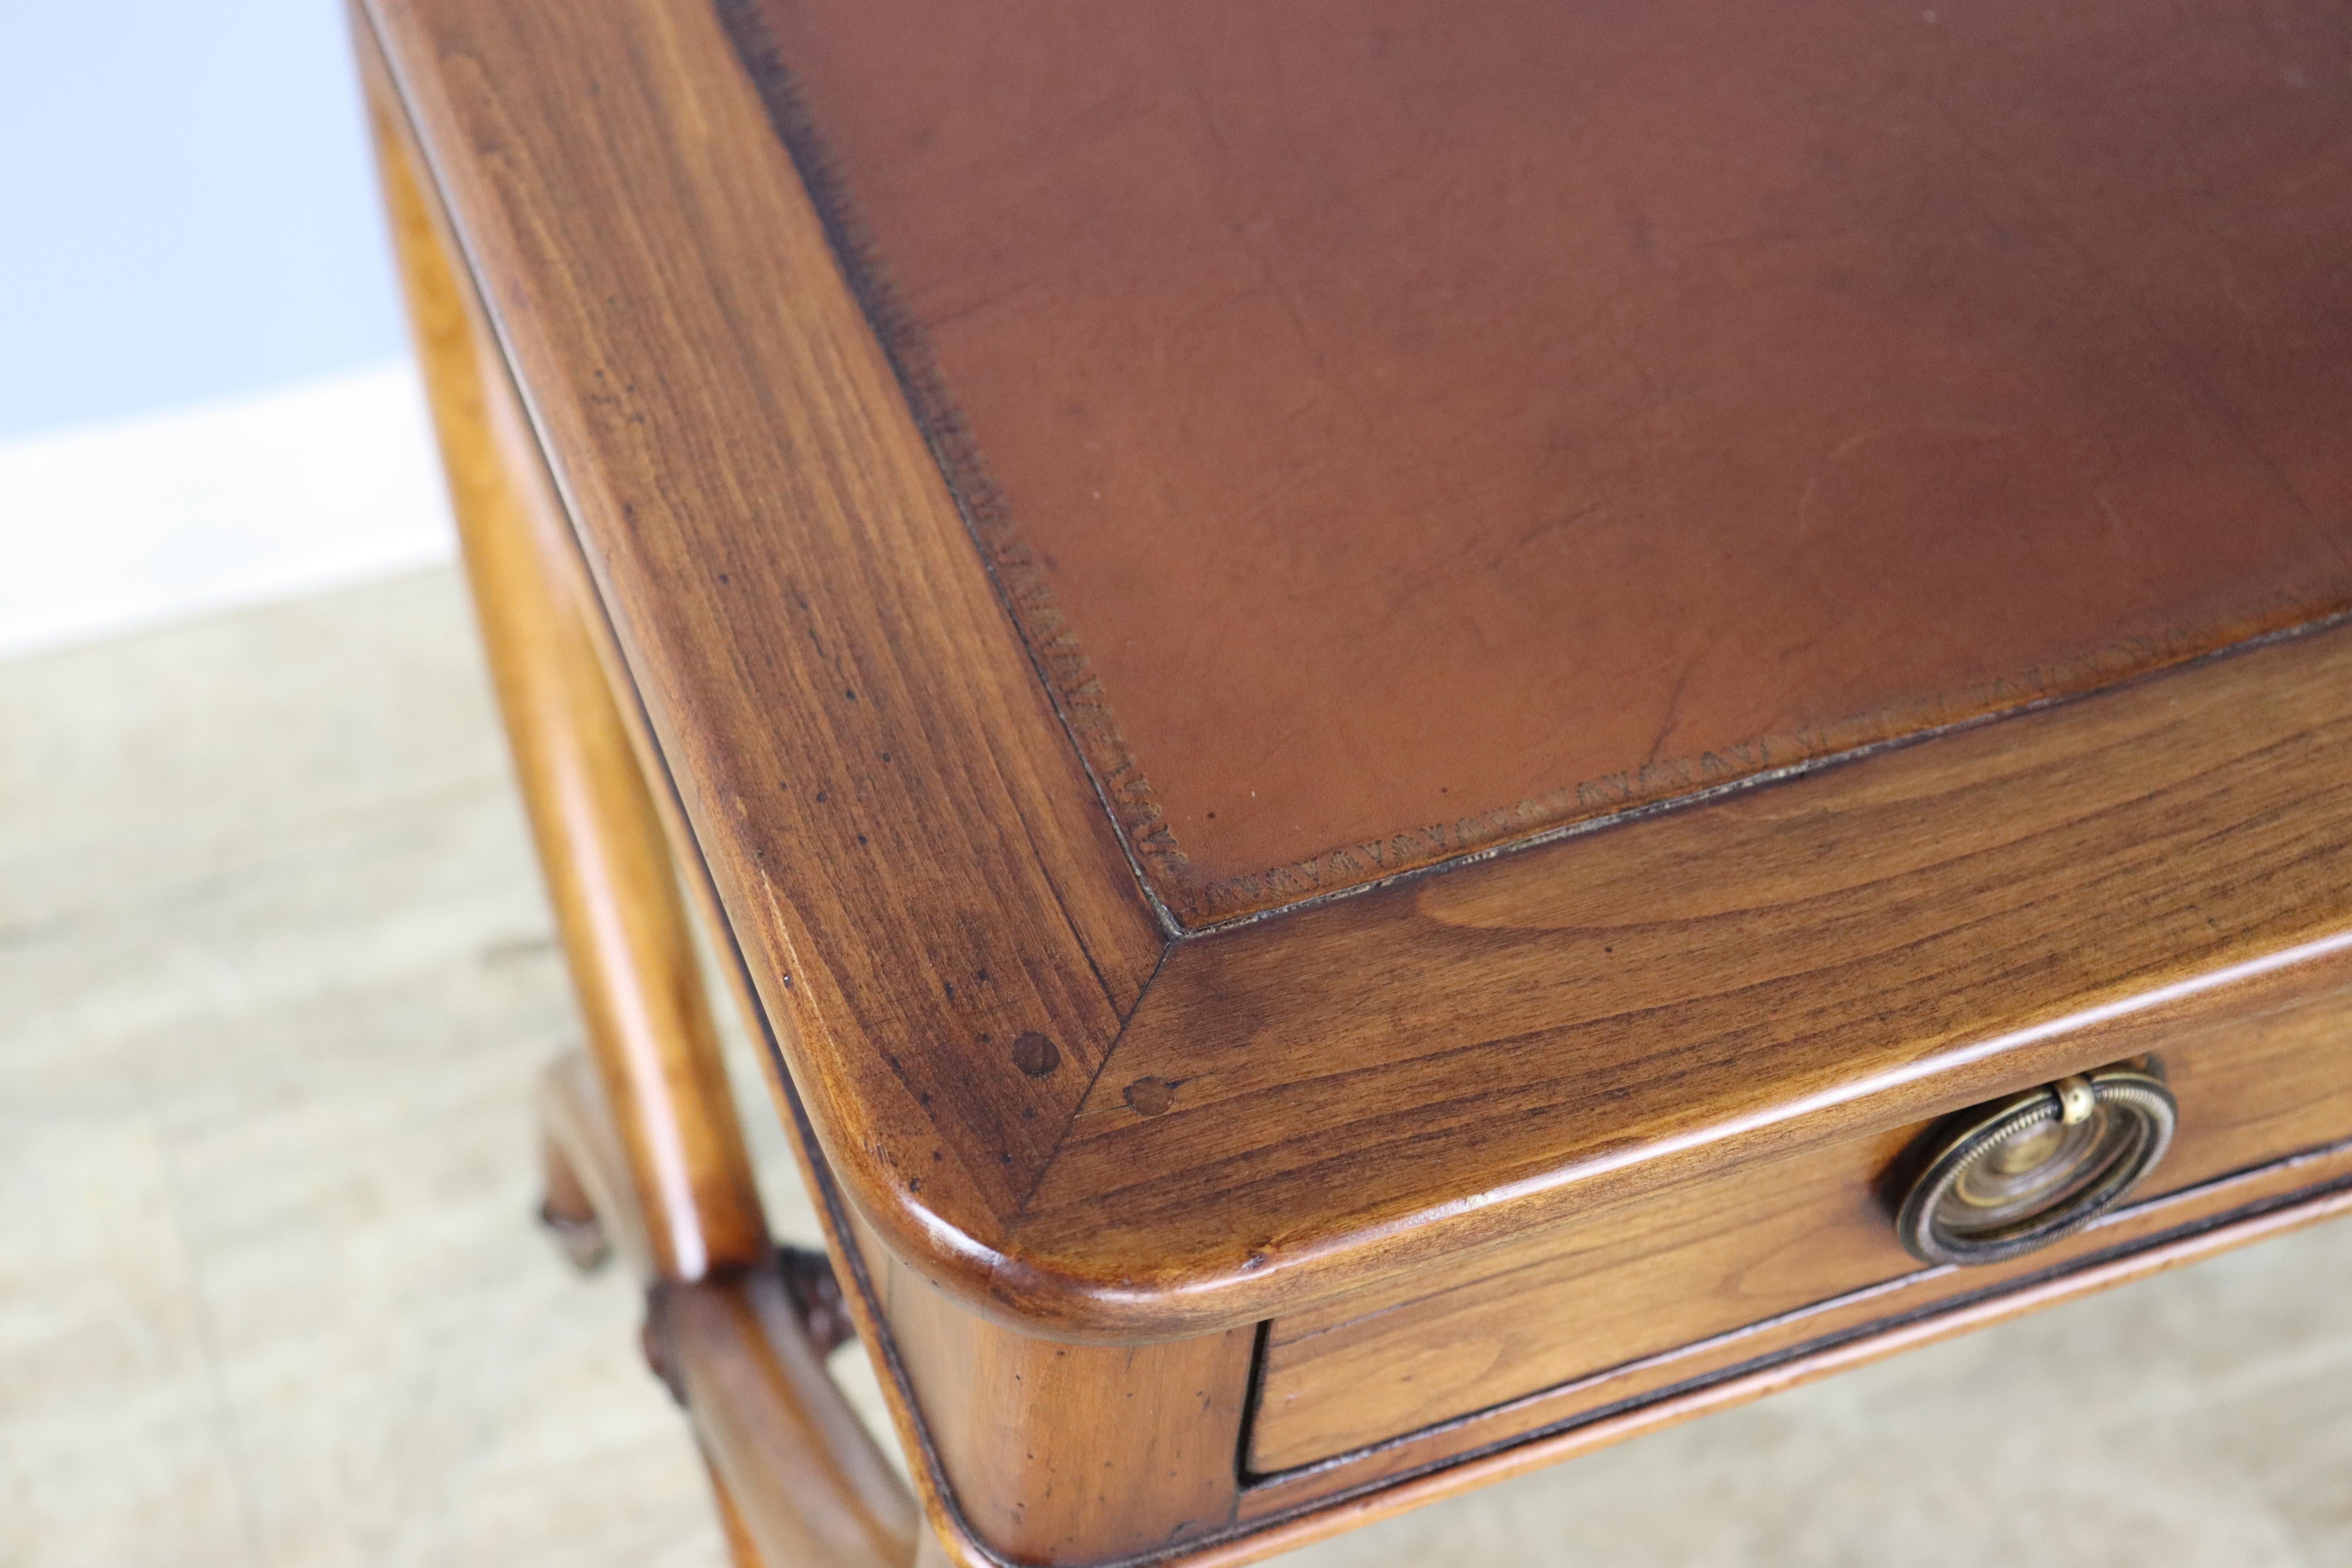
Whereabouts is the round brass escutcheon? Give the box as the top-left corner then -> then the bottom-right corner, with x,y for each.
1894,1065 -> 2177,1266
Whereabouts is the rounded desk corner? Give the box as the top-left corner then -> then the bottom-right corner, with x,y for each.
826,1171 -> 1251,1345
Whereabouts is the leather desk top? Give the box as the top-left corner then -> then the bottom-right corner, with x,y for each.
740,0 -> 2352,925
367,0 -> 2352,1335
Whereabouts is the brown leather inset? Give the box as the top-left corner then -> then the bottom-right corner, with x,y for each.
735,0 -> 2352,924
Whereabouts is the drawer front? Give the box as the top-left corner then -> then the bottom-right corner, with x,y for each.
1249,962 -> 2352,1473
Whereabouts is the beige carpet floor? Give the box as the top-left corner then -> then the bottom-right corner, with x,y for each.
5,568 -> 2349,1567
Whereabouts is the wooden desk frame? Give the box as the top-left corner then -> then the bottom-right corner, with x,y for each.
355,0 -> 2352,1563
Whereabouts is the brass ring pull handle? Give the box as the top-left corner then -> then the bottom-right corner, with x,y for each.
1895,1066 -> 2178,1266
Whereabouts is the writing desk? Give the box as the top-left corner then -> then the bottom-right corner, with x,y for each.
352,0 -> 2352,1560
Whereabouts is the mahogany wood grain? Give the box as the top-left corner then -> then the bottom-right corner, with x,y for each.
875,1252 -> 1256,1562
372,34 -> 933,1567
371,10 -> 1269,1553
1251,948 -> 2352,1469
370,5 -> 1277,1548
371,24 -> 1182,1558
1020,620 -> 2352,1334
1225,1170 -> 2352,1557
358,0 -> 1167,1316
368,38 -> 769,1283
778,1156 -> 2352,1568
1266,938 -> 2352,1342
1248,1143 -> 2352,1513
804,1157 -> 2352,1568
736,0 -> 2352,923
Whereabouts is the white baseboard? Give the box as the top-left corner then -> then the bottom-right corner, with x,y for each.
0,361 -> 458,661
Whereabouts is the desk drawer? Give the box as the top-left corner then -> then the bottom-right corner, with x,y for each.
1249,962 -> 2352,1473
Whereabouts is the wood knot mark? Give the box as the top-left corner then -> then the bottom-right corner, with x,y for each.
1010,1031 -> 1061,1077
1123,1077 -> 1176,1117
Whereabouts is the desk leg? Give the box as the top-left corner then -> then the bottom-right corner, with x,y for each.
368,88 -> 763,1288
357,20 -> 923,1566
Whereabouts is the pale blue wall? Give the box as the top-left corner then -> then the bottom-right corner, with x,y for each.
0,2 -> 406,438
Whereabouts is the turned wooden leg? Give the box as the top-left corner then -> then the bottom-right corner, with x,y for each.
359,24 -> 924,1567
541,1044 -> 921,1568
372,85 -> 764,1287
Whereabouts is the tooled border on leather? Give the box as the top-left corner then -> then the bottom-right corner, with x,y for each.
713,0 -> 1193,936
710,1 -> 2352,933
